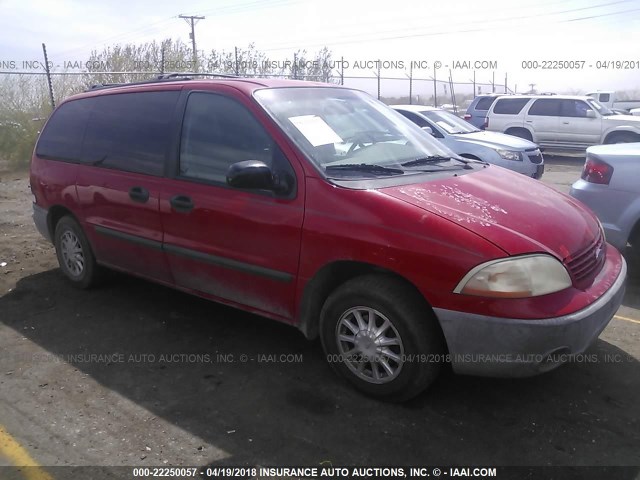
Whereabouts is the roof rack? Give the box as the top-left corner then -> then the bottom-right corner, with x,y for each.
157,72 -> 240,80
86,72 -> 241,91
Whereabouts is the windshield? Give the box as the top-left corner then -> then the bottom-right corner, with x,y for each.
586,98 -> 614,116
419,109 -> 480,134
254,87 -> 466,178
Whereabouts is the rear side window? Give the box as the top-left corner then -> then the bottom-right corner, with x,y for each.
81,91 -> 180,176
179,92 -> 285,184
397,110 -> 429,127
36,99 -> 94,161
493,98 -> 529,115
528,99 -> 561,116
474,97 -> 496,111
599,93 -> 610,103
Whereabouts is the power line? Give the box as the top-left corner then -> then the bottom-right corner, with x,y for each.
258,0 -> 638,52
192,0 -> 301,17
52,16 -> 179,60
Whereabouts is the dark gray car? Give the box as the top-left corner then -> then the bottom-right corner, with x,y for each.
464,94 -> 506,129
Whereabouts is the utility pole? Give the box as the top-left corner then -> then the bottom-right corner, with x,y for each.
41,43 -> 55,110
179,14 -> 205,72
528,83 -> 536,93
432,65 -> 437,107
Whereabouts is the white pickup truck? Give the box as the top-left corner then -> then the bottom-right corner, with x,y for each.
587,91 -> 640,113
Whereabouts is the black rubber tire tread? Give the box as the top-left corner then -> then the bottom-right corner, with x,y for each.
320,274 -> 445,402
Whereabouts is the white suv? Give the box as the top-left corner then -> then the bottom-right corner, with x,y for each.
485,95 -> 640,151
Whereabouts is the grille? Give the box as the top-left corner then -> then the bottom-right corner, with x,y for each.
525,149 -> 543,164
565,231 -> 606,285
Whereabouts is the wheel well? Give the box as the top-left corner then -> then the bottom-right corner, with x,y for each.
630,218 -> 640,246
47,205 -> 75,239
297,261 -> 430,340
505,127 -> 532,139
604,131 -> 640,144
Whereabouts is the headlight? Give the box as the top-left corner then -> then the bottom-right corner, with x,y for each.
454,254 -> 572,298
496,149 -> 522,161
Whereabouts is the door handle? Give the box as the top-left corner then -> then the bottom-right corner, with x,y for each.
170,195 -> 194,213
129,186 -> 149,203
562,122 -> 570,124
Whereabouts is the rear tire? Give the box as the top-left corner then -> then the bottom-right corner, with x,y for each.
320,274 -> 445,402
54,216 -> 102,289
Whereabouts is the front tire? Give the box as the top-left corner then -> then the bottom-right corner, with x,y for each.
54,216 -> 102,289
320,275 -> 445,402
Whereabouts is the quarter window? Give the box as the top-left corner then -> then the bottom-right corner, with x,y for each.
493,98 -> 529,115
36,98 -> 95,161
81,91 -> 179,176
475,97 -> 496,111
527,99 -> 561,116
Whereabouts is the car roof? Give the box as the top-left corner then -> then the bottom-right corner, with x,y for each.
494,94 -> 592,101
390,104 -> 440,112
64,77 -> 340,102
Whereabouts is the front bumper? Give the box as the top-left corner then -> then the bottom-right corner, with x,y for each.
501,159 -> 543,179
433,257 -> 626,377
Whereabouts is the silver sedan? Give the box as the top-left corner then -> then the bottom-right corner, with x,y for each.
570,143 -> 640,274
392,105 -> 544,179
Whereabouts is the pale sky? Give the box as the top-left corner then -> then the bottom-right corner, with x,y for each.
2,0 -> 640,98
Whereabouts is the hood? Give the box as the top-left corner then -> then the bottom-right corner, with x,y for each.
452,130 -> 538,150
603,114 -> 640,124
379,166 -> 599,259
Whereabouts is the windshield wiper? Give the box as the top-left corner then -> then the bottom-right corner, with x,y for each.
402,155 -> 474,169
401,156 -> 453,167
325,163 -> 404,175
92,154 -> 108,166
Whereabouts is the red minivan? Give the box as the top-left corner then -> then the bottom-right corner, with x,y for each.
30,77 -> 626,401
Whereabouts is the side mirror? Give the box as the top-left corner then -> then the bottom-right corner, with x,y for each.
585,110 -> 596,119
227,160 -> 293,194
421,126 -> 435,136
226,160 -> 274,190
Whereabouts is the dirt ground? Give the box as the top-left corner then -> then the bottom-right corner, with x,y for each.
0,159 -> 638,477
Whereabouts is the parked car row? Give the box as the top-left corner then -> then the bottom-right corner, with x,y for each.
31,77 -> 626,401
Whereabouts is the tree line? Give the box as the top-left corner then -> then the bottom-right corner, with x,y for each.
0,39 -> 335,169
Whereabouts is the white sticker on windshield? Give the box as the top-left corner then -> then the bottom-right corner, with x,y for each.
288,115 -> 343,146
